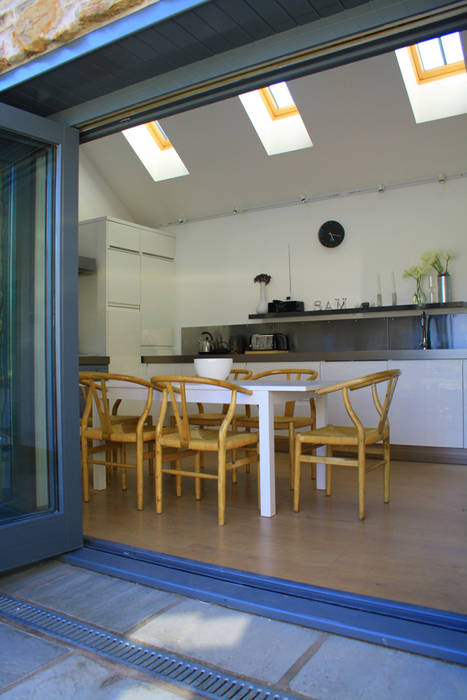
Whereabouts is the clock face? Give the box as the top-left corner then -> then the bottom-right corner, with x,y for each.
318,220 -> 345,248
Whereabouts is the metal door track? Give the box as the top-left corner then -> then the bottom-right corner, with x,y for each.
0,594 -> 299,700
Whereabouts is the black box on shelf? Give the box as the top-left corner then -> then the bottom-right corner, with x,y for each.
268,299 -> 305,313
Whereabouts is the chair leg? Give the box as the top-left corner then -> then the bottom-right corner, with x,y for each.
325,446 -> 332,496
175,459 -> 182,497
293,438 -> 302,512
195,452 -> 202,500
218,448 -> 226,526
155,442 -> 163,514
358,442 -> 366,520
136,438 -> 144,511
121,467 -> 127,491
383,438 -> 390,504
288,423 -> 294,490
81,436 -> 89,502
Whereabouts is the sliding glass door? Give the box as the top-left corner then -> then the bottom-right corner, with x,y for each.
0,104 -> 81,571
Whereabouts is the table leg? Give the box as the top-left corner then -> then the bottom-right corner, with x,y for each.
257,392 -> 276,517
315,394 -> 326,490
93,464 -> 107,490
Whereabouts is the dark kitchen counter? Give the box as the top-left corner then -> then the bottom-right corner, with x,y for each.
142,349 -> 467,363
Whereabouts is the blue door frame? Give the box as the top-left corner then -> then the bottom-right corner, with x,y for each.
0,103 -> 82,571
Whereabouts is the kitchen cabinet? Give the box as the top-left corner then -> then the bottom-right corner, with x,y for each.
388,360 -> 463,448
240,358 -> 465,449
141,254 -> 175,354
78,216 -> 176,373
108,249 -> 140,306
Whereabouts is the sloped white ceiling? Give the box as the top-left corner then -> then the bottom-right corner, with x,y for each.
80,42 -> 467,228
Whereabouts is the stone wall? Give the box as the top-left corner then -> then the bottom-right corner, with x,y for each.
0,0 -> 159,73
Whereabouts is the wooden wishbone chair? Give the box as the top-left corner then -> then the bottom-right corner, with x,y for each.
80,373 -> 193,510
152,375 -> 259,525
233,368 -> 318,488
293,369 -> 401,520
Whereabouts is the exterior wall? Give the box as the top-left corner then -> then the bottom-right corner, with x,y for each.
0,0 -> 159,73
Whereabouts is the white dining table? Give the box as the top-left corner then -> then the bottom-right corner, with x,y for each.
103,378 -> 329,517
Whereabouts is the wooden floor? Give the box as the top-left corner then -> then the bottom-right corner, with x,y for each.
82,452 -> 467,615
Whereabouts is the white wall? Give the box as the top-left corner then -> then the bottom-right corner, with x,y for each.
171,176 -> 467,331
79,150 -> 133,221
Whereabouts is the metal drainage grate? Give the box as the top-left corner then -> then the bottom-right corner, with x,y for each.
0,595 -> 298,700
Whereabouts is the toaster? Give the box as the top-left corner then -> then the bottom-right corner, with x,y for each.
249,333 -> 288,351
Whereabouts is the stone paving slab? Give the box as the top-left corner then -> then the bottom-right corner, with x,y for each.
0,621 -> 68,690
131,597 -> 323,684
0,561 -> 180,634
1,651 -> 199,699
290,634 -> 467,700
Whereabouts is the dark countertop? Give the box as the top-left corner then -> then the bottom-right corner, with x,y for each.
79,355 -> 110,365
142,350 -> 467,363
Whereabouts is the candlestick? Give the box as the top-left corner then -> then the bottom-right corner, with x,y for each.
376,273 -> 382,306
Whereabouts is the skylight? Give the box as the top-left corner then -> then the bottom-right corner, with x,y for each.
395,32 -> 467,123
258,83 -> 298,120
239,81 -> 312,156
122,120 -> 189,182
408,32 -> 466,84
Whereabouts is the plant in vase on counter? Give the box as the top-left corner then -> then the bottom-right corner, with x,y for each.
254,273 -> 271,314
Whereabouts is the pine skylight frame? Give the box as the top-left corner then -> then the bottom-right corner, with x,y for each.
258,86 -> 299,120
408,43 -> 466,84
146,120 -> 172,150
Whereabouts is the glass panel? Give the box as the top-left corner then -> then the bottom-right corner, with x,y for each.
0,129 -> 56,523
441,32 -> 465,64
417,37 -> 445,70
268,81 -> 295,109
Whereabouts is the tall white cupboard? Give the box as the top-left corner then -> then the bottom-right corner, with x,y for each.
78,217 -> 176,374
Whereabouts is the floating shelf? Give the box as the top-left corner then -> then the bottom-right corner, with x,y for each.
248,301 -> 467,320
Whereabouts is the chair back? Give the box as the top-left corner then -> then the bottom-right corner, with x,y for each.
151,375 -> 253,447
79,372 -> 157,437
250,368 -> 318,417
230,368 -> 252,380
318,370 -> 401,436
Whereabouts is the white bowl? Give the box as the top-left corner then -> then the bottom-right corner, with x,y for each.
194,357 -> 233,381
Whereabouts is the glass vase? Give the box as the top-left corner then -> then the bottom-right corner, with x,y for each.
413,278 -> 426,306
256,282 -> 268,314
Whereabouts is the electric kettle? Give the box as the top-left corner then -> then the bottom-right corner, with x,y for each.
199,331 -> 215,354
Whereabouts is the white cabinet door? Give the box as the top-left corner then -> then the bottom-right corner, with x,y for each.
141,229 -> 175,259
107,306 -> 142,376
388,360 -> 463,447
108,220 -> 140,251
320,361 -> 388,428
140,255 -> 175,350
108,249 -> 140,306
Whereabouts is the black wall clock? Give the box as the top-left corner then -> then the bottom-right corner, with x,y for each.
318,220 -> 345,248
